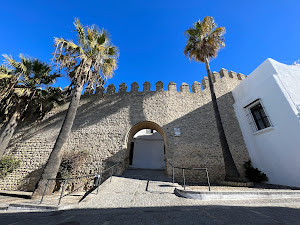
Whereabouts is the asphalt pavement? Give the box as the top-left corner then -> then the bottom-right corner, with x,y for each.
0,169 -> 300,225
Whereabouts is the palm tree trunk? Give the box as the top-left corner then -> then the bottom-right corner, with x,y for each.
0,108 -> 21,159
33,82 -> 84,196
204,57 -> 243,182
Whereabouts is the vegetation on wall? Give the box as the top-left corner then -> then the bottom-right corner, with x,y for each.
0,156 -> 21,179
58,150 -> 89,179
244,160 -> 268,183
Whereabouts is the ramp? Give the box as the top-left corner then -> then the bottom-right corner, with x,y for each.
76,169 -> 183,209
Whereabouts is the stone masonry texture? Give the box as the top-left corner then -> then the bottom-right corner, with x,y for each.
0,69 -> 249,191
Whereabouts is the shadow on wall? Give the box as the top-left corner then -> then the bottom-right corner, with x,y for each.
161,92 -> 249,181
1,89 -> 153,191
6,95 -> 128,153
1,79 -> 249,191
19,167 -> 44,191
18,148 -> 127,193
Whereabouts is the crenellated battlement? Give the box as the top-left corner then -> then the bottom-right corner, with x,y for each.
1,68 -> 250,192
83,68 -> 246,96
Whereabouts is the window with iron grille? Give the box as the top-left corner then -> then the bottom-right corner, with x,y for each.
244,100 -> 272,132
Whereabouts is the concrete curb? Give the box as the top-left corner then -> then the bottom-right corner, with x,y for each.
174,188 -> 300,200
8,203 -> 59,211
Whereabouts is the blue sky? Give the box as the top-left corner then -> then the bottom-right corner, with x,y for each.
1,0 -> 299,91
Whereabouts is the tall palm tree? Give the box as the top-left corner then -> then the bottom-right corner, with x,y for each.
184,16 -> 242,182
0,55 -> 62,158
33,19 -> 119,196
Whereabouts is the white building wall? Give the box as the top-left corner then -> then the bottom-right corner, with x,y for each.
232,58 -> 300,187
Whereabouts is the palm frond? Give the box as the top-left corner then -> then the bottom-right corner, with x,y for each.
53,19 -> 119,87
0,73 -> 13,79
74,18 -> 86,47
100,58 -> 118,78
97,30 -> 108,46
183,16 -> 225,62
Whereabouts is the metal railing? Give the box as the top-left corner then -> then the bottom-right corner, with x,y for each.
168,163 -> 211,191
40,161 -> 122,205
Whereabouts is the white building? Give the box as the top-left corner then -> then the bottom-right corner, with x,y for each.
232,58 -> 300,187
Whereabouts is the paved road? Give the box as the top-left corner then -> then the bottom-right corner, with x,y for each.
1,169 -> 300,224
1,204 -> 300,225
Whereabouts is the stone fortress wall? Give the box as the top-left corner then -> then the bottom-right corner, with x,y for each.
0,68 -> 250,191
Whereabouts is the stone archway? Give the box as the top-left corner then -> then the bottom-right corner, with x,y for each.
125,121 -> 167,170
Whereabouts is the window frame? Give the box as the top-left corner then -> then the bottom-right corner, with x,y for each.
244,99 -> 272,133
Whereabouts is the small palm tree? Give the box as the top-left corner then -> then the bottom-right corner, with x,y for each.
184,16 -> 242,182
0,55 -> 62,158
34,19 -> 119,196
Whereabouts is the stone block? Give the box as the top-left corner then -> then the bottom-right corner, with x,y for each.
180,82 -> 189,92
107,84 -> 116,94
168,81 -> 177,92
192,81 -> 201,93
119,83 -> 127,94
143,81 -> 150,92
131,82 -> 139,92
219,68 -> 229,78
156,81 -> 163,91
201,77 -> 209,90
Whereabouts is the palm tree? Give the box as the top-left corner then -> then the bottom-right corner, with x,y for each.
0,55 -> 62,158
0,65 -> 14,102
33,19 -> 119,196
184,16 -> 243,182
0,65 -> 14,130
